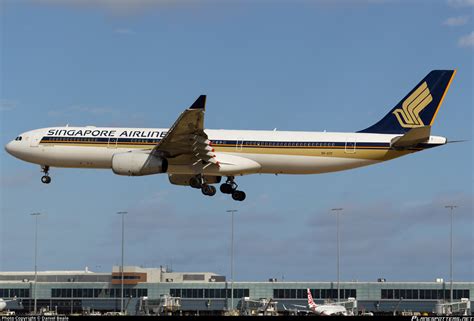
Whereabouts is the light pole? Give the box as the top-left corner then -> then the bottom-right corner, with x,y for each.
117,211 -> 128,314
226,209 -> 238,312
30,212 -> 41,314
445,205 -> 457,303
331,208 -> 343,303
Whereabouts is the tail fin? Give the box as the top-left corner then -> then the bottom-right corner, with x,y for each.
307,289 -> 317,309
359,70 -> 456,134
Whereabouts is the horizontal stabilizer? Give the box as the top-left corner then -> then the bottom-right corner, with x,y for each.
390,126 -> 431,148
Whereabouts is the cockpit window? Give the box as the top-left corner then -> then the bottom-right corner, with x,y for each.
15,136 -> 23,141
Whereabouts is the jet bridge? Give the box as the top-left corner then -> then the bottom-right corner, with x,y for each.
334,297 -> 357,316
434,298 -> 471,316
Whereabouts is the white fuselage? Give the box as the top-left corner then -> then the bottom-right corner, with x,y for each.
313,304 -> 347,316
5,126 -> 446,176
0,299 -> 7,312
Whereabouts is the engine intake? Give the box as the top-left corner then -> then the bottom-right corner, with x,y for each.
112,152 -> 168,176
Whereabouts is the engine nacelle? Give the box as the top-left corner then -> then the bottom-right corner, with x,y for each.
112,152 -> 168,176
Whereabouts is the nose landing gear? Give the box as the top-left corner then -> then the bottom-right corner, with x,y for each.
41,165 -> 51,184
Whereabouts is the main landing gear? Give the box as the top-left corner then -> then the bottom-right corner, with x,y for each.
220,177 -> 246,201
189,175 -> 246,201
41,165 -> 51,184
202,184 -> 217,196
189,175 -> 217,197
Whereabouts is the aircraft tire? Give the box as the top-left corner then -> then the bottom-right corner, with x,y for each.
201,185 -> 216,196
220,183 -> 233,194
190,176 -> 202,189
232,190 -> 246,201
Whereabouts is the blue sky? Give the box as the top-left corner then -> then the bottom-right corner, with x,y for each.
0,0 -> 473,282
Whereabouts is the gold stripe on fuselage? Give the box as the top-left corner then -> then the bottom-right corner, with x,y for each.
214,146 -> 417,161
39,141 -> 420,161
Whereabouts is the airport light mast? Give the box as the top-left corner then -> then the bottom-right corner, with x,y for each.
117,211 -> 128,314
30,212 -> 41,314
331,208 -> 343,303
445,205 -> 457,303
226,209 -> 238,312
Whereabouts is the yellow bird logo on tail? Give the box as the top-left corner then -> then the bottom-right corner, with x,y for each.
392,81 -> 433,128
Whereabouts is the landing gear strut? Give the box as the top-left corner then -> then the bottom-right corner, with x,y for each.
190,176 -> 202,189
41,165 -> 51,184
220,176 -> 246,201
189,175 -> 217,197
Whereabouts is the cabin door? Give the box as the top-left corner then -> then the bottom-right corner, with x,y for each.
236,139 -> 244,151
29,135 -> 40,148
344,138 -> 356,154
108,137 -> 118,148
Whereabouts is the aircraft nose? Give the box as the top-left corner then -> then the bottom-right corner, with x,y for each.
5,141 -> 15,155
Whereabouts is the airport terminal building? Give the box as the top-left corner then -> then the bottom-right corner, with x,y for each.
1,266 -> 473,315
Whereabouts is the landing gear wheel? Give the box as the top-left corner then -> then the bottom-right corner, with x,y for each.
41,175 -> 51,184
190,176 -> 202,189
232,190 -> 246,201
221,176 -> 238,194
220,183 -> 234,194
201,185 -> 216,196
40,165 -> 51,184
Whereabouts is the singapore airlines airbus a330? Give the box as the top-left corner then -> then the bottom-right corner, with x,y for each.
5,70 -> 456,201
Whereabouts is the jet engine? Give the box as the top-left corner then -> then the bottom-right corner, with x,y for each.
112,152 -> 168,176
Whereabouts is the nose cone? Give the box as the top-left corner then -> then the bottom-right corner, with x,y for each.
5,141 -> 14,154
5,141 -> 17,156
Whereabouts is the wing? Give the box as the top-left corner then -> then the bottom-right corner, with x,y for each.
152,95 -> 219,169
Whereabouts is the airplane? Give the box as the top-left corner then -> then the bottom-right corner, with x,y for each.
288,289 -> 348,316
0,297 -> 16,312
5,70 -> 456,201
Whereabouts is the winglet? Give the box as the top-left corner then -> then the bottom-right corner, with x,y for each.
189,95 -> 206,110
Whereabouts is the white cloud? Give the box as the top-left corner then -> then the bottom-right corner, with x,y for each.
29,0 -> 392,14
115,28 -> 136,35
458,31 -> 474,48
448,0 -> 474,7
0,99 -> 18,112
29,0 -> 197,14
443,15 -> 470,26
